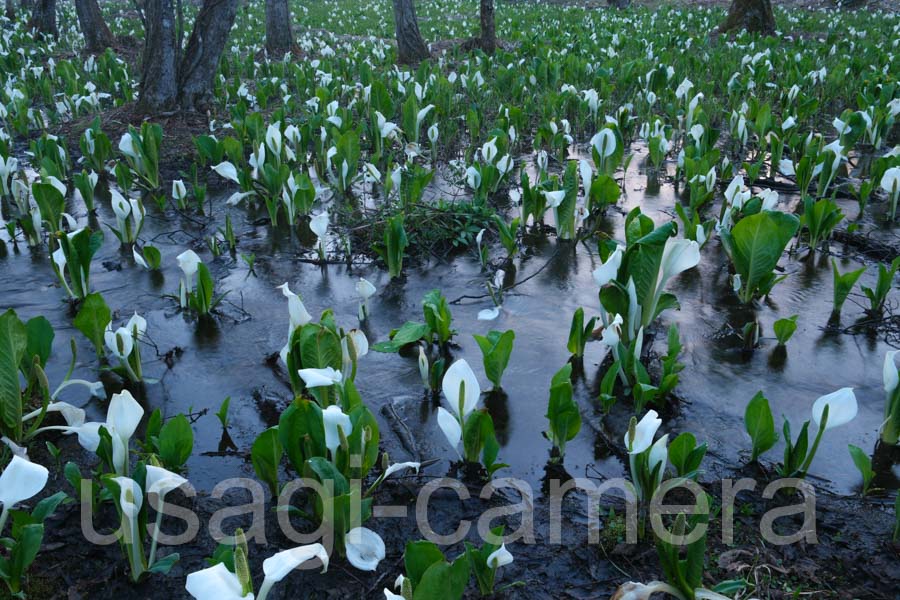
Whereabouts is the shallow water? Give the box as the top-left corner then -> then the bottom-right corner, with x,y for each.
1,143 -> 898,497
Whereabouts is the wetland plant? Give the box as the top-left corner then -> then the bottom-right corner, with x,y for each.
861,256 -> 900,315
187,538 -> 328,600
118,123 -> 162,192
473,329 -> 515,391
744,392 -> 777,463
544,364 -> 581,462
176,250 -> 225,316
373,290 -> 455,353
624,410 -> 667,505
830,260 -> 866,317
436,359 -> 505,476
108,190 -> 146,246
566,307 -> 596,360
720,210 -> 800,304
104,312 -> 146,383
882,350 -> 900,445
51,227 -> 104,301
0,455 -> 66,597
778,388 -> 858,479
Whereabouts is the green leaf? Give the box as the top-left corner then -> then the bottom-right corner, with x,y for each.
545,364 -> 580,456
847,444 -> 874,495
30,491 -> 68,523
73,292 -> 111,356
251,427 -> 283,497
23,316 -> 54,373
306,456 -> 349,495
142,245 -> 162,270
0,309 -> 27,439
371,321 -> 430,353
298,324 -> 343,371
745,392 -> 777,462
773,315 -> 798,345
148,553 -> 180,574
463,409 -> 502,471
413,555 -> 469,600
404,540 -> 445,589
720,211 -> 799,302
8,523 -> 44,589
589,174 -> 620,210
157,414 -> 194,470
474,330 -> 515,389
278,399 -> 326,473
831,260 -> 865,314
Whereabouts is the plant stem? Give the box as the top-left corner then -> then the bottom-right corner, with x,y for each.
147,505 -> 164,567
800,415 -> 828,476
0,505 -> 9,534
125,515 -> 145,582
257,579 -> 274,600
122,356 -> 140,383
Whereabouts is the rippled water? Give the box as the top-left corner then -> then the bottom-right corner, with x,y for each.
1,144 -> 897,496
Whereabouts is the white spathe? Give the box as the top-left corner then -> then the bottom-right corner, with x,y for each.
625,410 -> 662,454
811,388 -> 858,430
211,162 -> 241,184
111,476 -> 143,520
345,527 -> 385,571
186,563 -> 253,600
0,455 -> 49,509
298,367 -> 343,389
262,543 -> 329,583
442,359 -> 481,419
592,246 -> 624,287
437,406 -> 462,452
486,543 -> 514,569
145,465 -> 188,500
322,405 -> 352,456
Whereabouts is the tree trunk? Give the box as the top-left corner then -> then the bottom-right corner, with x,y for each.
265,0 -> 294,56
716,0 -> 775,35
479,0 -> 495,55
138,0 -> 179,112
75,0 -> 115,52
5,0 -> 14,20
392,0 -> 429,64
30,0 -> 56,37
176,0 -> 239,110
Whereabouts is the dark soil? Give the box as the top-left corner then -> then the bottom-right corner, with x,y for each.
10,434 -> 900,599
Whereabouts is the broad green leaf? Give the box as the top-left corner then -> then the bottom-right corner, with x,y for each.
0,310 -> 27,438
23,316 -> 53,374
371,321 -> 430,353
158,414 -> 194,470
721,211 -> 799,302
404,540 -> 445,589
251,427 -> 283,497
773,315 -> 798,345
74,292 -> 111,356
745,392 -> 777,462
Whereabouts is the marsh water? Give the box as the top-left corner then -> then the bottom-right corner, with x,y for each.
2,143 -> 898,500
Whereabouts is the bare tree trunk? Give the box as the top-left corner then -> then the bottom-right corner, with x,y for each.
75,0 -> 115,52
177,0 -> 239,110
138,0 -> 178,112
265,0 -> 293,56
5,0 -> 15,20
479,0 -> 495,55
30,0 -> 56,37
392,0 -> 429,64
716,0 -> 775,35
